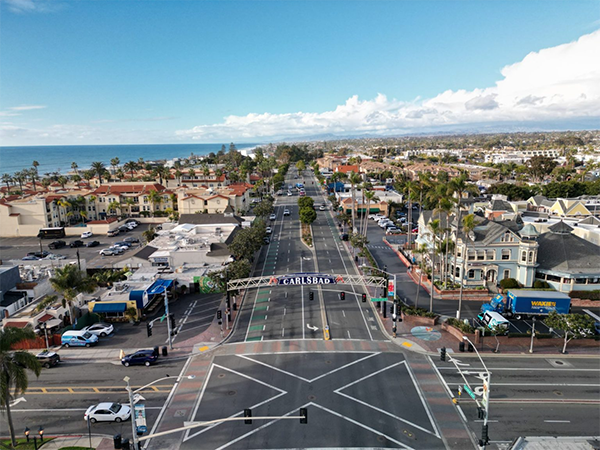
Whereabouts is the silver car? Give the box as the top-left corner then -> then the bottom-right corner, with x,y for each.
82,322 -> 114,337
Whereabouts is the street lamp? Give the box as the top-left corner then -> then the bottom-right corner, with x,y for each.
529,317 -> 536,354
39,322 -> 49,350
24,427 -> 30,442
38,426 -> 44,442
463,335 -> 491,448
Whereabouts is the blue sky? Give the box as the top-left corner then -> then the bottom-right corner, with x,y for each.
1,0 -> 599,146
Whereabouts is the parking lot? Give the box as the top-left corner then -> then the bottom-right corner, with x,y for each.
0,222 -> 161,268
473,315 -> 560,336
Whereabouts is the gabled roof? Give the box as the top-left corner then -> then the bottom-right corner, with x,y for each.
548,220 -> 573,234
488,199 -> 512,211
578,216 -> 600,225
335,165 -> 360,174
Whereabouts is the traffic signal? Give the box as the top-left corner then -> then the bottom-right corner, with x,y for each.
217,310 -> 222,320
478,407 -> 485,420
362,293 -> 367,302
169,313 -> 175,329
340,292 -> 345,300
440,347 -> 447,362
244,408 -> 252,424
300,408 -> 307,424
309,291 -> 314,301
481,424 -> 489,445
146,323 -> 153,337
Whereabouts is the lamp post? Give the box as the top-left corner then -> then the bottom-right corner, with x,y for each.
463,335 -> 491,448
163,289 -> 172,350
24,427 -> 30,442
40,322 -> 49,350
38,426 -> 44,443
529,317 -> 536,354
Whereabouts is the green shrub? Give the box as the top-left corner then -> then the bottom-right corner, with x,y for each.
499,278 -> 520,289
446,318 -> 475,334
569,290 -> 600,300
533,280 -> 550,289
401,306 -> 437,318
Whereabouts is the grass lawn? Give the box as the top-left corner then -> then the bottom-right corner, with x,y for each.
0,438 -> 54,450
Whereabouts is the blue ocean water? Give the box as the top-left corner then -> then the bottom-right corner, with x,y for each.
0,143 -> 260,176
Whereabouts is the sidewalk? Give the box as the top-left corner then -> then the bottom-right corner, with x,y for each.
38,435 -> 114,450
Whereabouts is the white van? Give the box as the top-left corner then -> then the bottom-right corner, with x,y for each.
478,311 -> 510,334
61,330 -> 99,348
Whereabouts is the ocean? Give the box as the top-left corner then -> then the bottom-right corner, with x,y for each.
0,143 -> 261,176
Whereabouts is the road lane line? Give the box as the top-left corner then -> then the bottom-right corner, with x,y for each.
544,420 -> 571,423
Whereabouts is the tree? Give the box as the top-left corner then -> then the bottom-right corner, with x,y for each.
1,173 -> 13,192
526,156 -> 557,182
124,161 -> 137,180
545,311 -> 595,354
50,264 -> 96,325
299,206 -> 317,225
457,214 -> 476,319
348,172 -> 362,233
110,157 -> 120,175
71,161 -> 79,174
148,190 -> 163,215
412,243 -> 429,309
427,219 -> 441,312
91,161 -> 106,184
362,190 -> 379,238
253,199 -> 274,217
1,327 -> 42,448
143,227 -> 157,243
107,200 -> 121,216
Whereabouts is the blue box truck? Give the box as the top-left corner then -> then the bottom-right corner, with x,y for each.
481,290 -> 571,320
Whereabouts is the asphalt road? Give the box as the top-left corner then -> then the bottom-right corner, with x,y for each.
433,355 -> 600,446
231,168 -> 386,343
0,357 -> 185,439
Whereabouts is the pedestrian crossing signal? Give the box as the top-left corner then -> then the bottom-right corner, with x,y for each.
440,347 -> 446,362
146,323 -> 152,337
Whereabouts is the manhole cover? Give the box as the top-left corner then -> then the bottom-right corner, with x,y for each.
553,390 -> 563,396
377,435 -> 386,443
411,326 -> 442,341
546,359 -> 573,368
228,390 -> 236,396
218,373 -> 226,378
308,395 -> 317,400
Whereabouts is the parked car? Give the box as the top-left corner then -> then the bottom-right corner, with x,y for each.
117,225 -> 130,233
109,245 -> 125,254
125,219 -> 139,225
115,241 -> 132,247
121,349 -> 158,367
269,213 -> 277,221
44,253 -> 67,260
266,227 -> 272,234
319,205 -> 326,211
61,330 -> 98,348
81,231 -> 93,238
27,251 -> 50,258
287,191 -> 293,196
379,220 -> 394,228
283,209 -> 290,216
386,228 -> 402,235
107,229 -> 120,237
340,233 -> 349,241
48,240 -> 66,250
82,322 -> 114,337
412,227 -> 419,233
36,351 -> 61,368
263,236 -> 271,245
123,237 -> 140,243
99,248 -> 117,256
86,240 -> 100,248
84,402 -> 131,423
70,240 -> 84,248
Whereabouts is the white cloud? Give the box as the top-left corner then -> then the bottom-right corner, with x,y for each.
8,105 -> 47,111
4,0 -> 61,14
179,29 -> 600,141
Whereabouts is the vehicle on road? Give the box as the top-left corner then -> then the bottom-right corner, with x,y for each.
82,322 -> 114,337
86,240 -> 100,247
123,236 -> 140,243
37,227 -> 66,239
283,209 -> 290,216
481,290 -> 571,320
81,231 -> 93,238
269,213 -> 277,221
319,205 -> 326,211
266,227 -> 272,234
263,237 -> 270,245
70,240 -> 84,248
22,255 -> 40,260
287,191 -> 293,196
121,349 -> 158,367
84,402 -> 131,423
61,330 -> 99,348
48,240 -> 66,249
36,351 -> 61,368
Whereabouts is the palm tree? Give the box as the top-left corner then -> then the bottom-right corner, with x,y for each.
57,176 -> 68,189
91,161 -> 106,184
434,198 -> 454,288
1,327 -> 42,448
124,161 -> 137,180
56,198 -> 71,226
50,264 -> 96,325
1,173 -> 13,192
148,190 -> 163,215
174,169 -> 182,185
457,214 -> 476,320
348,172 -> 362,233
13,170 -> 26,194
124,198 -> 135,217
427,219 -> 441,312
107,200 -> 121,216
187,168 -> 196,181
71,161 -> 79,175
412,243 -> 429,310
82,170 -> 95,185
362,190 -> 379,238
110,157 -> 120,175
29,167 -> 38,192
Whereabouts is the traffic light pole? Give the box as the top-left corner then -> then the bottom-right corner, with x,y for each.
463,336 -> 491,448
164,289 -> 173,350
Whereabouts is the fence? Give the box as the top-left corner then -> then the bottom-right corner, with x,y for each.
11,334 -> 61,350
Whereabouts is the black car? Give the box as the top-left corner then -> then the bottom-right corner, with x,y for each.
115,241 -> 132,247
70,240 -> 84,248
340,233 -> 349,241
123,237 -> 140,244
48,240 -> 66,250
125,219 -> 139,225
121,349 -> 158,367
117,225 -> 130,233
27,251 -> 50,258
86,240 -> 100,247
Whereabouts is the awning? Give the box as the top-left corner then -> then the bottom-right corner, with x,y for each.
147,279 -> 174,296
91,302 -> 127,313
38,318 -> 62,329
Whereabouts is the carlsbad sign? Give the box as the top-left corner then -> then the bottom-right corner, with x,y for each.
269,273 -> 344,286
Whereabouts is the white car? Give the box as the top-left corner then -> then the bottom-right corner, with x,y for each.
82,322 -> 114,337
379,220 -> 393,228
287,191 -> 293,196
84,402 -> 131,423
266,227 -> 272,234
269,213 -> 277,220
81,231 -> 93,238
319,205 -> 326,211
283,209 -> 290,216
44,253 -> 66,260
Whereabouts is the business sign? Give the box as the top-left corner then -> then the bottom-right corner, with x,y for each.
269,273 -> 344,286
388,281 -> 395,297
134,403 -> 147,434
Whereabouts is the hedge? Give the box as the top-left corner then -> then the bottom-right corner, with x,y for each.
569,290 -> 600,301
446,318 -> 475,334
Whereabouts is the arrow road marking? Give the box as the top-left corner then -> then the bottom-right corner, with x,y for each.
9,397 -> 26,407
307,324 -> 318,331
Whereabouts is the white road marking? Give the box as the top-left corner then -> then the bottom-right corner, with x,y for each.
544,420 -> 571,423
347,330 -> 351,339
342,310 -> 346,317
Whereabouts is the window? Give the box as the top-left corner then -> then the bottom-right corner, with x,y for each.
528,251 -> 534,263
468,251 -> 475,261
502,250 -> 510,260
486,250 -> 494,260
503,269 -> 510,279
521,251 -> 527,262
468,269 -> 475,279
477,251 -> 484,261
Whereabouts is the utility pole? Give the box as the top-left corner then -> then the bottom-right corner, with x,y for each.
123,376 -> 139,450
164,289 -> 172,350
